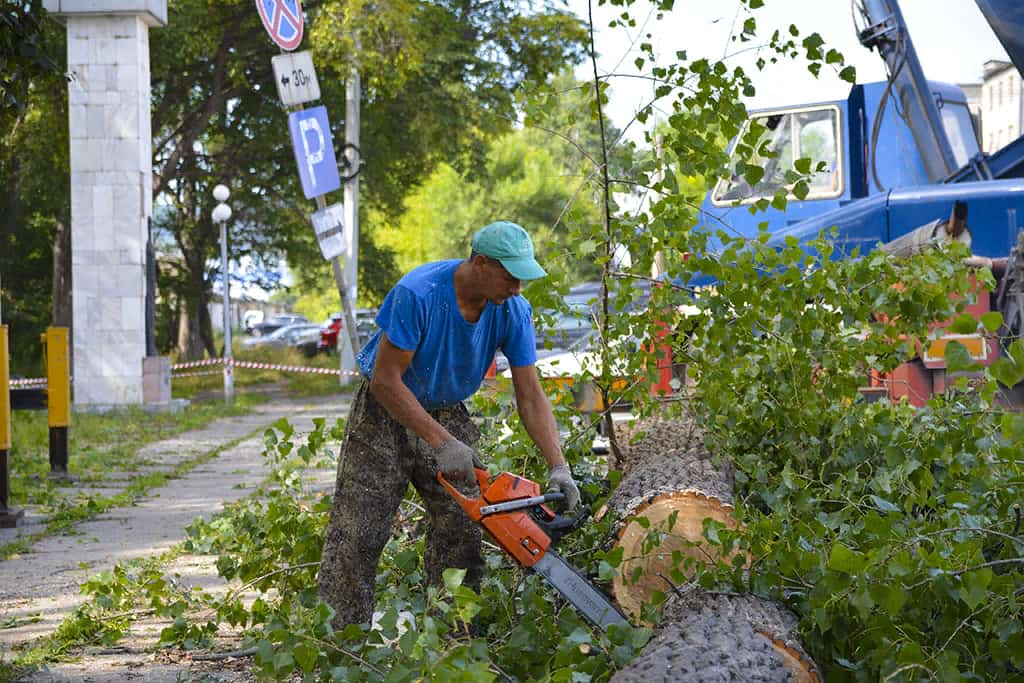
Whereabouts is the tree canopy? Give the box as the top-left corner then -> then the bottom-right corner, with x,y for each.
148,0 -> 588,357
0,7 -> 67,371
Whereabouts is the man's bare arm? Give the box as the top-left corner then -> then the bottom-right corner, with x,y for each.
369,334 -> 451,448
510,364 -> 565,468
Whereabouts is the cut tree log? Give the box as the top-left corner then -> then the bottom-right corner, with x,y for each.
604,416 -> 738,620
604,416 -> 819,683
610,590 -> 817,683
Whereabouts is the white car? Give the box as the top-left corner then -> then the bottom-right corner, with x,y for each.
503,330 -> 643,381
242,323 -> 322,349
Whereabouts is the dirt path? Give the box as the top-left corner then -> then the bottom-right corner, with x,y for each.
0,394 -> 351,682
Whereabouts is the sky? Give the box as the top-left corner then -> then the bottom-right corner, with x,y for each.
568,0 -> 1010,139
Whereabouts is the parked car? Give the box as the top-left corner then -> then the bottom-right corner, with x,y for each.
318,308 -> 378,354
242,323 -> 322,350
250,314 -> 308,337
291,325 -> 323,358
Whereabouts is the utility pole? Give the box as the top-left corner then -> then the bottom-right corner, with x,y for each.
266,32 -> 361,378
338,41 -> 361,377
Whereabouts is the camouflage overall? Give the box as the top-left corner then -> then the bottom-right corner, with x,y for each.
317,380 -> 483,628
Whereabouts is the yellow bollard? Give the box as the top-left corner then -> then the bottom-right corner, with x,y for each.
42,327 -> 71,478
1,325 -> 25,527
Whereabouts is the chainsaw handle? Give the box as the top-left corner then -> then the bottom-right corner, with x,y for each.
437,466 -> 490,518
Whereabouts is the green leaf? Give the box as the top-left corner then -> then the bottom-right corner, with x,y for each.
743,164 -> 765,186
794,157 -> 812,174
850,585 -> 874,619
959,569 -> 993,610
944,340 -> 976,373
792,180 -> 810,200
1001,413 -> 1024,444
273,650 -> 294,674
868,495 -> 899,513
980,311 -> 1003,332
579,240 -> 598,256
442,568 -> 467,592
991,357 -> 1024,387
293,642 -> 318,672
839,65 -> 857,82
950,313 -> 978,334
256,638 -> 275,663
870,583 -> 907,615
828,543 -> 867,575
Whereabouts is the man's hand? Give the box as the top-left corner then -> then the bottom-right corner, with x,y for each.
433,439 -> 478,491
547,464 -> 580,509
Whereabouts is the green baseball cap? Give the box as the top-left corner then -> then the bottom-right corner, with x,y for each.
471,221 -> 547,281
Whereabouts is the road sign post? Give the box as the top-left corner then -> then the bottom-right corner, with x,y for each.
259,3 -> 361,380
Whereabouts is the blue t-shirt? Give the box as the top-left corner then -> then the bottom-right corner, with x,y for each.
357,260 -> 537,410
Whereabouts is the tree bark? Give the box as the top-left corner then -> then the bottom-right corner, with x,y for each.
176,300 -> 203,361
176,225 -> 216,360
51,216 -> 72,328
605,416 -> 819,683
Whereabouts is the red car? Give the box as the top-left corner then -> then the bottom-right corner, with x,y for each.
317,309 -> 378,354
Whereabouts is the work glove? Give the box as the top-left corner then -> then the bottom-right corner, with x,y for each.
433,439 -> 479,495
547,464 -> 581,510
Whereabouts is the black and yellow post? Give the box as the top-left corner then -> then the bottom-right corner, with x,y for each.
43,327 -> 71,479
1,324 -> 25,527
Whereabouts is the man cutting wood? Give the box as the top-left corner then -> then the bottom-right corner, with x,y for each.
317,220 -> 580,628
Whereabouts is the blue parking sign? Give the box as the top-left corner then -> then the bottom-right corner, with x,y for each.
288,106 -> 341,199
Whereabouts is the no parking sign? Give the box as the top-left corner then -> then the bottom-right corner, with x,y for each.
255,0 -> 304,51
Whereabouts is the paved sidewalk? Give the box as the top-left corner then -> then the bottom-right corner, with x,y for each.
0,394 -> 351,681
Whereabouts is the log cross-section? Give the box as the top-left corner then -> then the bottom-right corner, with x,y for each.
605,416 -> 820,682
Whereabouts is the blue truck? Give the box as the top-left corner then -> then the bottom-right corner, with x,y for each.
697,0 -> 1024,406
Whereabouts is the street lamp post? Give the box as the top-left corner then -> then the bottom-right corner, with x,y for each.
212,184 -> 233,404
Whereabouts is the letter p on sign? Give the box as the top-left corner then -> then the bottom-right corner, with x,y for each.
288,106 -> 341,199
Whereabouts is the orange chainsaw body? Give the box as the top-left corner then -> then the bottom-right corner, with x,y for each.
437,468 -> 553,568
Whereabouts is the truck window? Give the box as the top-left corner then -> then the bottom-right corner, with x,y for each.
713,106 -> 842,205
939,101 -> 980,165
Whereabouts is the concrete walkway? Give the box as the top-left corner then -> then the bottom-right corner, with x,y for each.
0,393 -> 351,682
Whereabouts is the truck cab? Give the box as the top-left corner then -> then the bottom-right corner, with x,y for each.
698,81 -> 997,258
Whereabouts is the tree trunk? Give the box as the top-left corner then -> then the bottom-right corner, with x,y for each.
606,416 -> 819,683
51,215 -> 73,377
51,216 -> 72,328
176,303 -> 205,360
177,238 -> 216,360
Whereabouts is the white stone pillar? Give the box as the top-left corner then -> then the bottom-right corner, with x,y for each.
43,1 -> 167,407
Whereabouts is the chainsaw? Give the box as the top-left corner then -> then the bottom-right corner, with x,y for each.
438,467 -> 630,633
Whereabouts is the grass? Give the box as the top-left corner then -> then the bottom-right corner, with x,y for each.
2,395 -> 266,559
2,343 -> 353,559
8,395 -> 265,507
1,440 -> 245,559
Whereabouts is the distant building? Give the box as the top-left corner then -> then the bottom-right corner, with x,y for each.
958,82 -> 982,144
981,59 -> 1023,153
